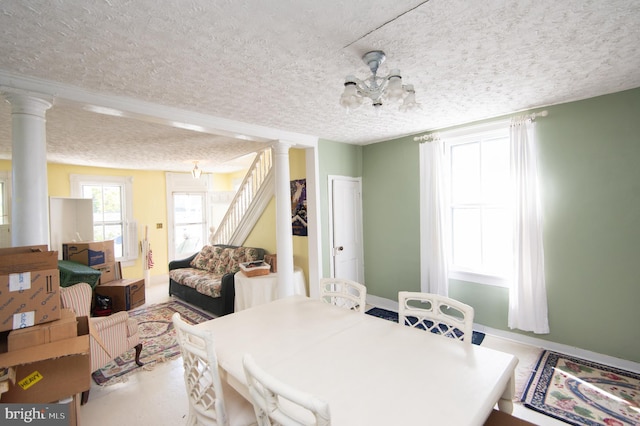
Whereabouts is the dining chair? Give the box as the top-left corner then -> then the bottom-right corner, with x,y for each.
172,313 -> 257,426
243,354 -> 331,426
319,278 -> 367,313
397,291 -> 475,345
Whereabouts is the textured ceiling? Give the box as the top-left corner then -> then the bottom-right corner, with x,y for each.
0,0 -> 639,173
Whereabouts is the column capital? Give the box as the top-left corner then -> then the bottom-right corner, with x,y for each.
2,87 -> 52,117
271,140 -> 293,154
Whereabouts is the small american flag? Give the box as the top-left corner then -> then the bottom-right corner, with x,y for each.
146,245 -> 154,269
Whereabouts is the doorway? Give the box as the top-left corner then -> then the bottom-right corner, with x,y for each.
328,175 -> 364,283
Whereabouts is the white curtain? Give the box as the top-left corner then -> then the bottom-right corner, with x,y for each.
508,118 -> 550,334
419,135 -> 449,296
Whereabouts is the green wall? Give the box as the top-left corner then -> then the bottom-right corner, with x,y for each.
358,87 -> 640,363
318,140 -> 363,277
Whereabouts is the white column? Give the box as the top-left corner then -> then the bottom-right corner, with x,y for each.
3,91 -> 52,247
273,141 -> 295,298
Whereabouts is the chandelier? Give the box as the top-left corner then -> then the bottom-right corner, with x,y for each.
340,50 -> 420,112
191,161 -> 202,179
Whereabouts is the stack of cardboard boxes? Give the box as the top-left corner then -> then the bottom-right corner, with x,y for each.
62,240 -> 145,312
0,245 -> 89,422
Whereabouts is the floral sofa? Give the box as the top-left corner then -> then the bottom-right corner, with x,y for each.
168,244 -> 265,316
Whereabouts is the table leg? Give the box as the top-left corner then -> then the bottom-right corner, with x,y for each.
218,366 -> 252,402
497,375 -> 515,413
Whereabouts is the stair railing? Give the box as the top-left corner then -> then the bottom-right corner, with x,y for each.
211,147 -> 273,245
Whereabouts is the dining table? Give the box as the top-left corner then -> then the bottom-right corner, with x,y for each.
197,295 -> 518,426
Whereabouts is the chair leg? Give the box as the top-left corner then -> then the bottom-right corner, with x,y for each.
134,343 -> 143,366
81,390 -> 90,405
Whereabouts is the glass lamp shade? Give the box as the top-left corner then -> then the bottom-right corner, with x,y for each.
385,71 -> 405,102
191,163 -> 202,179
399,85 -> 422,112
340,80 -> 364,110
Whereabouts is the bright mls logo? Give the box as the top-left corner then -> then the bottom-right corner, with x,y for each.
2,404 -> 69,424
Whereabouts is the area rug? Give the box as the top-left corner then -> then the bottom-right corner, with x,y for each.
521,350 -> 640,426
91,300 -> 214,386
365,307 -> 485,346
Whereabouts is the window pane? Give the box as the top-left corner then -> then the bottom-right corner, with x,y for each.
84,186 -> 104,223
103,186 -> 122,222
174,193 -> 204,224
451,208 -> 481,269
482,208 -> 512,275
104,224 -> 123,258
482,137 -> 510,204
0,182 -> 4,225
450,143 -> 480,204
175,224 -> 204,258
93,225 -> 104,241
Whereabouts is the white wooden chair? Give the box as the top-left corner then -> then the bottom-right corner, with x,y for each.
398,291 -> 475,345
319,278 -> 367,313
243,354 -> 331,426
172,313 -> 256,426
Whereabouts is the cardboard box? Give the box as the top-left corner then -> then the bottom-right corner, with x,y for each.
0,246 -> 56,275
0,247 -> 61,333
0,316 -> 91,403
62,240 -> 115,268
95,278 -> 145,312
96,261 -> 119,285
8,309 -> 77,351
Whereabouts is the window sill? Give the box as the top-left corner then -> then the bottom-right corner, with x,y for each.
449,270 -> 510,288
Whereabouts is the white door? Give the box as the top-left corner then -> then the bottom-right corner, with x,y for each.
172,192 -> 207,260
329,176 -> 364,283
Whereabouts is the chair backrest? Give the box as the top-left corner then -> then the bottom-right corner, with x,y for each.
172,312 -> 230,426
243,354 -> 331,426
398,291 -> 474,345
318,278 -> 366,313
59,282 -> 92,318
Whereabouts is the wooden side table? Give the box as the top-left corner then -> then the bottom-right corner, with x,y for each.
234,267 -> 306,311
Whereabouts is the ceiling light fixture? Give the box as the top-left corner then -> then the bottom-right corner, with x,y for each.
340,50 -> 421,113
191,161 -> 202,179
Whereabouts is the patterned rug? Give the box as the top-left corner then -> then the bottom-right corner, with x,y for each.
91,300 -> 214,386
365,307 -> 485,345
521,350 -> 640,425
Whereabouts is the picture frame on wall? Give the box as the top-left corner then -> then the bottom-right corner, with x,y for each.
291,179 -> 307,236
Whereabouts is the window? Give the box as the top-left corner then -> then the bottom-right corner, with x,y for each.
443,124 -> 512,286
173,192 -> 207,259
0,172 -> 10,225
71,175 -> 136,263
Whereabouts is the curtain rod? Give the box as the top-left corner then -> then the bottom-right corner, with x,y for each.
413,110 -> 549,142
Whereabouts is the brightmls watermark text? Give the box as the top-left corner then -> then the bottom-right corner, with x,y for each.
2,404 -> 69,425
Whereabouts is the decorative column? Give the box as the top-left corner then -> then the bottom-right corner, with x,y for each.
273,141 -> 295,298
3,91 -> 52,247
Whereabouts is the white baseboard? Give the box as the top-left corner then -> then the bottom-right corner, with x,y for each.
365,294 -> 640,374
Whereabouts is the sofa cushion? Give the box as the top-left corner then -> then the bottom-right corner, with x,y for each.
169,268 -> 224,298
206,246 -> 226,272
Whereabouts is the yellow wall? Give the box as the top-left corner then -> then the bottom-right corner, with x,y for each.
243,148 -> 309,289
2,148 -> 308,284
49,163 -> 169,279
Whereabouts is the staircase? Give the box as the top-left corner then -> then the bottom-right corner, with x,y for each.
211,148 -> 274,246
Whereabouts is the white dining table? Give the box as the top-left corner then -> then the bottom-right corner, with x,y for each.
197,295 -> 517,426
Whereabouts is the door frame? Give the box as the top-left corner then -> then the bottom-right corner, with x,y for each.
166,172 -> 213,261
327,175 -> 364,280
